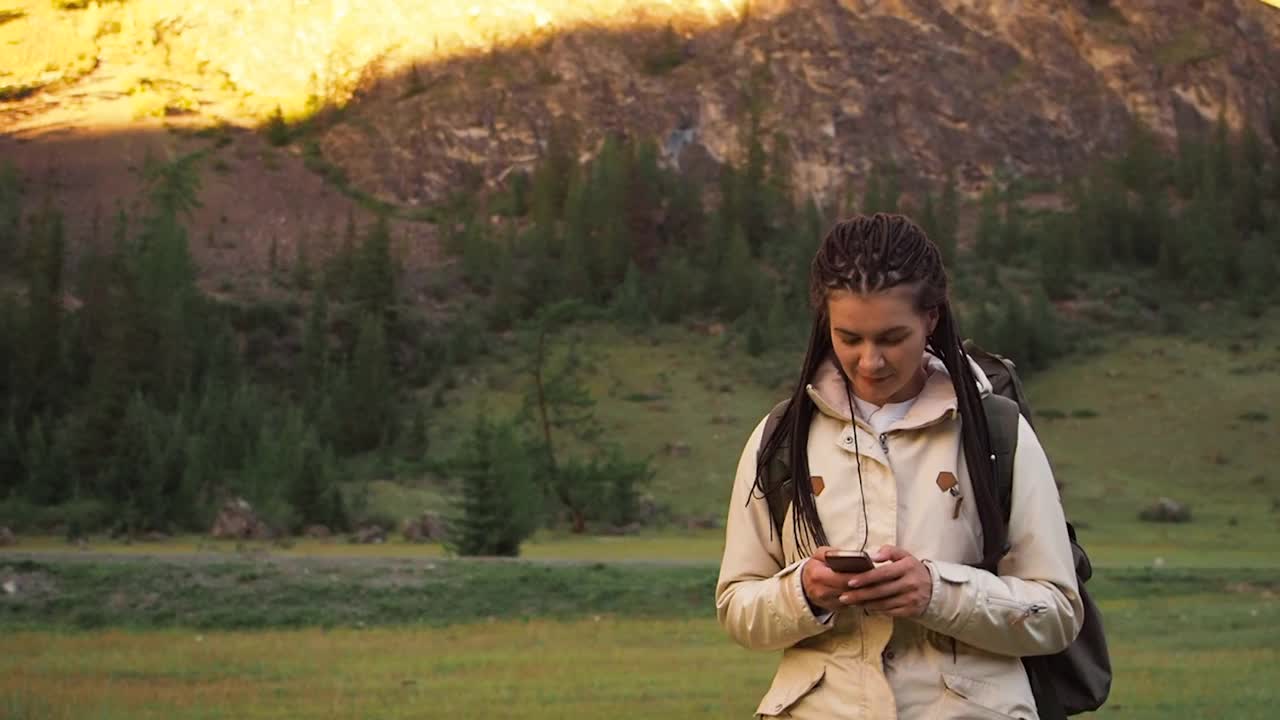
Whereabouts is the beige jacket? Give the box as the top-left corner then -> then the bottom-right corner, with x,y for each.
715,356 -> 1083,720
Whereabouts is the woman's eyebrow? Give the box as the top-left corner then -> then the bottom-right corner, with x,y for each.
834,326 -> 910,337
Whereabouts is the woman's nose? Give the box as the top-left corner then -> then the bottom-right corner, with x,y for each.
859,351 -> 885,373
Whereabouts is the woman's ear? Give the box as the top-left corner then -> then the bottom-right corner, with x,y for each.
926,307 -> 940,336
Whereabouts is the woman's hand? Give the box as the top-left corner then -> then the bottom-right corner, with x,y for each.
837,544 -> 934,617
800,547 -> 857,615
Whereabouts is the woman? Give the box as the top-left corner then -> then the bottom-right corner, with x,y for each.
716,214 -> 1082,719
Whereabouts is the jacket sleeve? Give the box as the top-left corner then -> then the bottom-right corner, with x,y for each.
915,416 -> 1084,657
715,417 -> 834,651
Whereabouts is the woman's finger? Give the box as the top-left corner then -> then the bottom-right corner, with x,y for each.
841,578 -> 909,605
844,558 -> 908,589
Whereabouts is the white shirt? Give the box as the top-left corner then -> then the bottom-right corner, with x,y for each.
852,394 -> 918,436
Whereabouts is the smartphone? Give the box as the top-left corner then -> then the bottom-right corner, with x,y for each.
824,550 -> 875,574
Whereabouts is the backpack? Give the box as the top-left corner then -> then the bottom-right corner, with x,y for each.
757,342 -> 1111,719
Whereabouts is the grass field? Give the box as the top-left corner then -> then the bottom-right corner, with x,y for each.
2,568 -> 1277,719
2,306 -> 1277,718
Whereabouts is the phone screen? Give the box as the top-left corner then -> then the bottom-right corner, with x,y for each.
825,551 -> 875,574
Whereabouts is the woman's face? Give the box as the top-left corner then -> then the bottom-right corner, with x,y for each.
827,285 -> 938,406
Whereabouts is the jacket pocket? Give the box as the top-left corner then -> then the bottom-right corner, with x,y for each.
755,663 -> 825,717
936,672 -> 1032,720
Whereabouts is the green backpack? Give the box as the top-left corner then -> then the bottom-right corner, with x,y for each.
756,343 -> 1111,719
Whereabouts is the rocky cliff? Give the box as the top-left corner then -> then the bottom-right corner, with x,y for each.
2,0 -> 1277,282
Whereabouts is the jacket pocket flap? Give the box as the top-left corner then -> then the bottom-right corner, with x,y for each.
941,671 -> 989,700
940,673 -> 1022,720
933,562 -> 972,584
755,663 -> 825,717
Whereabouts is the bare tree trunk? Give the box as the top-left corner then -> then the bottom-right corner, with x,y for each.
533,326 -> 585,532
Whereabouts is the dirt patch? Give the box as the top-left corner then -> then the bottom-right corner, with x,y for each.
0,124 -> 441,296
0,568 -> 60,602
1225,581 -> 1277,599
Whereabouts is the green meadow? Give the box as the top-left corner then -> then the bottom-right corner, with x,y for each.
1,562 -> 1277,719
3,315 -> 1279,718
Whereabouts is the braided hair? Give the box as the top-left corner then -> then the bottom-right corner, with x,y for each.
751,213 -> 1006,570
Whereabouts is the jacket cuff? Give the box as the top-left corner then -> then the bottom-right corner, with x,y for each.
918,560 -> 977,633
778,559 -> 836,629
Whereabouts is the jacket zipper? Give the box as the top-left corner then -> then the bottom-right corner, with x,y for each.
878,433 -> 889,455
987,596 -> 1048,625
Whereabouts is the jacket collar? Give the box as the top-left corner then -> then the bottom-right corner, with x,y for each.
805,353 -> 993,431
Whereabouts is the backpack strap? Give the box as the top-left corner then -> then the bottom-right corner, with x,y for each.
980,392 -> 1021,527
758,399 -> 792,539
966,340 -> 1035,431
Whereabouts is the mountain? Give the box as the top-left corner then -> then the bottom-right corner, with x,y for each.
2,0 -> 1278,286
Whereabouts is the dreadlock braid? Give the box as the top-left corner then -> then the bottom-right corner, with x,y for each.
751,213 -> 1006,570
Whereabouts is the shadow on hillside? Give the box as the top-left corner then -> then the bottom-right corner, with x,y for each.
1,0 -> 1277,292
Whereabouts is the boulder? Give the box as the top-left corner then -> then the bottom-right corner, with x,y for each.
601,522 -> 644,536
210,498 -> 273,540
1138,497 -> 1192,524
303,524 -> 332,539
0,526 -> 14,547
401,513 -> 445,543
685,513 -> 723,531
351,523 -> 387,544
665,441 -> 691,458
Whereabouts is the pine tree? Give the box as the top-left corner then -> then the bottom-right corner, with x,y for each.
1209,112 -> 1234,196
20,206 -> 67,417
445,415 -> 541,556
586,135 -> 632,296
880,161 -> 901,214
1113,121 -> 1165,193
488,225 -> 521,329
0,161 -> 21,267
301,286 -> 330,399
22,417 -> 75,505
458,214 -> 496,292
993,290 -> 1030,363
1026,287 -> 1060,372
1178,161 -> 1228,297
1174,132 -> 1206,198
529,122 -> 575,229
1037,214 -> 1078,301
746,315 -> 767,357
1239,232 -> 1277,317
625,138 -> 665,267
938,171 -> 960,264
351,215 -> 397,325
975,186 -> 1002,259
402,402 -> 430,460
325,212 -> 358,295
610,261 -> 651,328
1132,181 -> 1171,267
740,113 -> 771,253
718,224 -> 755,320
654,250 -> 701,322
333,313 -> 396,454
998,181 -> 1023,256
919,191 -> 942,257
1234,126 -> 1268,234
131,153 -> 204,409
560,175 -> 593,300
